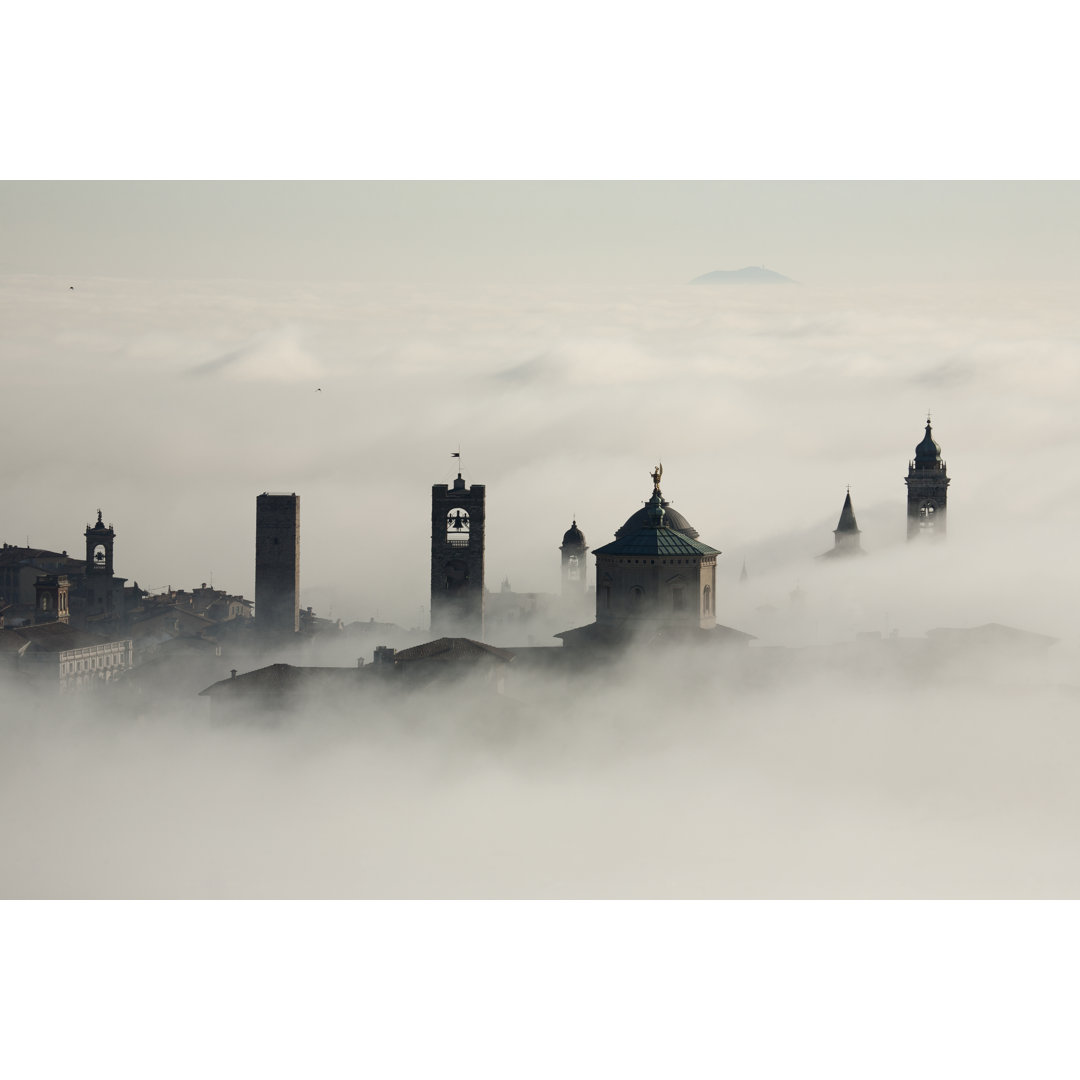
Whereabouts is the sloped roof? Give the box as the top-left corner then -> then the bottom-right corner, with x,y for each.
593,527 -> 719,558
129,606 -> 216,638
0,546 -> 84,569
555,621 -> 754,647
0,622 -> 127,653
200,664 -> 366,696
392,637 -> 515,663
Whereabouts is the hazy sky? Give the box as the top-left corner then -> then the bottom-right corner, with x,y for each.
4,181 -> 1080,287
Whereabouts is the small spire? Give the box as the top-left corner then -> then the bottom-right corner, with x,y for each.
835,490 -> 860,534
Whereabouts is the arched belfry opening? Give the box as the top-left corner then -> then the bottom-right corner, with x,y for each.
445,507 -> 472,545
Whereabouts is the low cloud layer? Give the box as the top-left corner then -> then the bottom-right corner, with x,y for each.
2,256 -> 1078,897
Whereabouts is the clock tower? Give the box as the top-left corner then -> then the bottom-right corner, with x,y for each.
905,417 -> 950,539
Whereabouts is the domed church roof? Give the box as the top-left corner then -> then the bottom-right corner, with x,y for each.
561,520 -> 587,547
616,499 -> 699,539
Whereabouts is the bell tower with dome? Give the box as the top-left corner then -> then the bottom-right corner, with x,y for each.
559,520 -> 588,599
905,416 -> 950,539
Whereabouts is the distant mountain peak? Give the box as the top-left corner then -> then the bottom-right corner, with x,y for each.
691,266 -> 795,285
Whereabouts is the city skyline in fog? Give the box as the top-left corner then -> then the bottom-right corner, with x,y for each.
3,182 -> 1079,639
4,181 -> 1080,904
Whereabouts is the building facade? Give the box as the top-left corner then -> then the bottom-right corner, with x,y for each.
0,621 -> 133,692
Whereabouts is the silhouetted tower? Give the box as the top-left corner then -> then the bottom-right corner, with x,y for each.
560,520 -> 588,598
83,510 -> 121,615
905,417 -> 950,539
255,493 -> 300,633
85,509 -> 114,577
430,471 -> 485,638
34,574 -> 70,624
819,489 -> 864,558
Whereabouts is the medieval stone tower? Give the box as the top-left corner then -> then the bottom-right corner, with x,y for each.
905,418 -> 950,539
255,493 -> 300,633
430,471 -> 485,639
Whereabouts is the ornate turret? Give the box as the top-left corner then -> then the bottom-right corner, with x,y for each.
905,416 -> 950,539
560,519 -> 588,599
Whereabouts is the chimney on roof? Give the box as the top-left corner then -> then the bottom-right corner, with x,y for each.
230,669 -> 237,679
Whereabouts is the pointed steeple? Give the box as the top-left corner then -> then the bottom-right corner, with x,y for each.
834,489 -> 860,535
818,489 -> 865,558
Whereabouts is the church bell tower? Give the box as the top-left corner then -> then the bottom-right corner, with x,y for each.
905,417 -> 950,539
560,520 -> 588,598
85,510 -> 115,577
430,470 -> 485,639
